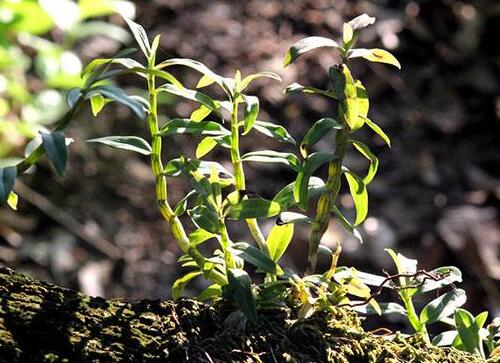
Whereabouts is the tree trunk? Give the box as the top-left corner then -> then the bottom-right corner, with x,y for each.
0,267 -> 485,362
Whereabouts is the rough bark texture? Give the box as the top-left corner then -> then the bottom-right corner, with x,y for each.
0,267 -> 488,363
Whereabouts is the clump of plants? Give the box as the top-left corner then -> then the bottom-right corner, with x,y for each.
1,13 -> 498,360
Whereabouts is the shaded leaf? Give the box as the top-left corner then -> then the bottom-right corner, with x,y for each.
172,271 -> 202,300
273,177 -> 326,210
301,118 -> 342,157
226,269 -> 257,323
188,205 -> 222,234
86,85 -> 145,119
415,266 -> 462,295
198,284 -> 222,301
0,167 -> 17,205
160,119 -> 230,137
350,140 -> 379,184
331,205 -> 364,243
285,83 -> 337,99
157,84 -> 220,113
343,169 -> 368,225
230,242 -> 280,274
67,88 -> 82,107
242,150 -> 301,172
41,131 -> 68,176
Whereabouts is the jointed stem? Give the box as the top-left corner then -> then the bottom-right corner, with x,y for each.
146,60 -> 226,286
306,130 -> 348,275
230,100 -> 269,255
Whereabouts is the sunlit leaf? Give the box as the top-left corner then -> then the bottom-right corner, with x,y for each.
172,271 -> 202,300
285,83 -> 337,99
343,169 -> 368,225
90,94 -> 106,116
331,206 -> 364,243
196,137 -> 218,158
455,309 -> 485,357
414,266 -> 462,295
343,23 -> 354,45
253,120 -> 295,145
157,84 -> 220,113
188,228 -> 216,246
266,223 -> 294,262
420,289 -> 467,325
350,140 -> 379,184
273,177 -> 326,210
330,65 -> 359,129
353,302 -> 406,316
226,198 -> 281,220
277,212 -> 311,225
348,48 -> 401,69
230,242 -> 281,274
160,119 -> 230,137
433,330 -> 459,347
242,95 -> 259,135
87,136 -> 151,155
348,14 -> 376,31
284,36 -> 340,67
7,191 -> 18,210
122,16 -> 151,58
188,205 -> 222,234
240,72 -> 281,91
242,150 -> 301,172
190,104 -> 212,122
360,116 -> 391,147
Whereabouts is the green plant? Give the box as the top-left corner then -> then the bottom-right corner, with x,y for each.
0,12 -> 497,358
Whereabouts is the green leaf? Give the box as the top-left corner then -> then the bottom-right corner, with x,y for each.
0,167 -> 17,205
197,284 -> 222,301
331,205 -> 364,243
226,198 -> 281,220
190,104 -> 212,122
67,88 -> 83,108
294,152 -> 336,210
277,212 -> 311,225
87,136 -> 152,155
284,83 -> 337,99
230,242 -> 281,274
253,120 -> 295,145
348,14 -> 376,31
300,118 -> 342,157
284,36 -> 340,67
273,177 -> 326,210
266,223 -> 294,262
242,95 -> 259,135
455,308 -> 484,357
188,205 -> 222,234
7,191 -> 18,210
157,58 -> 232,97
122,17 -> 151,58
353,302 -> 406,316
188,228 -> 216,246
90,94 -> 106,116
160,119 -> 230,137
226,269 -> 257,323
414,266 -> 463,295
157,84 -> 220,113
241,150 -> 301,172
240,72 -> 282,91
41,132 -> 68,176
350,140 -> 379,184
355,80 -> 369,118
330,65 -> 359,129
343,23 -> 354,45
420,289 -> 467,325
196,74 -> 216,89
82,57 -> 144,80
361,116 -> 391,147
348,48 -> 401,69
86,85 -> 145,119
343,169 -> 368,225
174,190 -> 196,217
432,331 -> 459,347
172,271 -> 202,300
196,137 -> 218,158
129,68 -> 183,88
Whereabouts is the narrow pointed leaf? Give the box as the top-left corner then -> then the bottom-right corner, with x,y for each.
196,74 -> 216,88
123,17 -> 151,58
253,120 -> 295,144
415,266 -> 462,295
350,140 -> 379,184
226,269 -> 257,323
348,14 -> 376,30
242,95 -> 259,135
230,242 -> 280,274
330,65 -> 359,129
273,177 -> 326,210
343,169 -> 368,225
41,132 -> 68,176
241,151 -> 301,172
433,331 -> 460,347
87,136 -> 152,155
240,72 -> 281,91
361,116 -> 391,147
157,84 -> 220,113
160,119 -> 230,137
7,191 -> 18,210
190,104 -> 212,122
90,94 -> 106,116
420,289 -> 467,325
266,223 -> 294,262
277,212 -> 311,225
67,88 -> 82,107
455,308 -> 484,357
300,118 -> 342,157
172,271 -> 202,300
198,284 -> 222,301
0,167 -> 17,205
196,137 -> 218,158
86,85 -> 145,119
348,48 -> 401,69
331,205 -> 364,243
188,205 -> 222,234
285,83 -> 337,99
284,36 -> 339,67
188,228 -> 216,246
226,198 -> 281,220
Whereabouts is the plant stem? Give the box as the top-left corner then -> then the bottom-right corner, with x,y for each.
230,100 -> 269,254
146,63 -> 226,286
403,296 -> 429,341
219,221 -> 235,269
306,130 -> 348,275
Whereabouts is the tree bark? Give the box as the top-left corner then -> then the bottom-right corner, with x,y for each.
0,267 -> 486,363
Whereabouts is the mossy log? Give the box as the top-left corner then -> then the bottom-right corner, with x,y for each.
0,267 -> 489,363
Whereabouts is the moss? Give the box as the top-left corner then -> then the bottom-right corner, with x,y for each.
0,267 -> 490,363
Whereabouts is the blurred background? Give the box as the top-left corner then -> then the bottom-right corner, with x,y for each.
0,0 -> 499,333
